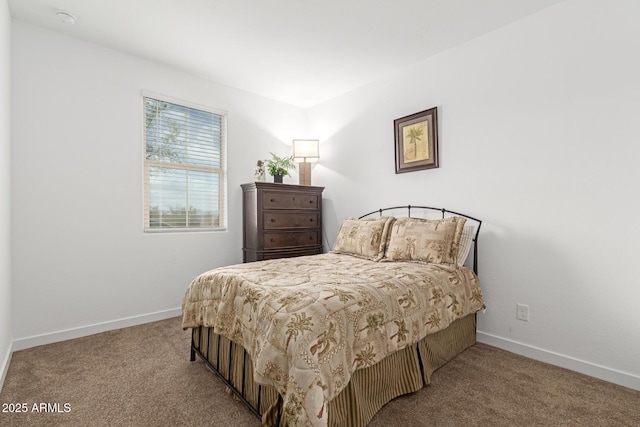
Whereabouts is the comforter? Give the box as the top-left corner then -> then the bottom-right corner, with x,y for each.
182,253 -> 483,427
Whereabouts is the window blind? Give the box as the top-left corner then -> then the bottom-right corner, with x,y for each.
143,96 -> 226,231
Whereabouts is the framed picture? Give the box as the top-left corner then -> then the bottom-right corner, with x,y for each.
394,107 -> 438,173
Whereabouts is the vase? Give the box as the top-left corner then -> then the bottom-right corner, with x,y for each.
273,175 -> 283,183
253,160 -> 265,182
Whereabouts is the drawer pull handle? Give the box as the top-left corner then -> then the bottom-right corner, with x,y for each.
270,218 -> 276,222
270,238 -> 275,242
309,218 -> 313,222
270,198 -> 275,202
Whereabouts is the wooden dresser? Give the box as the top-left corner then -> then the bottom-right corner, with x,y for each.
241,182 -> 324,262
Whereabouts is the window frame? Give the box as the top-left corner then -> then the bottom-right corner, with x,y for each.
142,91 -> 227,233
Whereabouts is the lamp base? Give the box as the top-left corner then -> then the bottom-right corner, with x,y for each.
299,162 -> 311,186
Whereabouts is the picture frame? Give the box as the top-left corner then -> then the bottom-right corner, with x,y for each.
394,107 -> 438,173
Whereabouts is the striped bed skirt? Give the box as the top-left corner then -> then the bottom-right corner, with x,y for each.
190,314 -> 476,427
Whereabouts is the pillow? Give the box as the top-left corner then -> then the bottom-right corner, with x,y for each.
457,224 -> 475,267
383,216 -> 466,265
331,216 -> 395,261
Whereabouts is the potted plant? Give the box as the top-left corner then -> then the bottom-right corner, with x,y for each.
265,152 -> 295,183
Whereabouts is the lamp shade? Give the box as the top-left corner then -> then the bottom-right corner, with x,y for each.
292,139 -> 319,161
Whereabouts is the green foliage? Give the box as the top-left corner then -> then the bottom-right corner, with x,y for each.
266,152 -> 295,176
145,99 -> 183,164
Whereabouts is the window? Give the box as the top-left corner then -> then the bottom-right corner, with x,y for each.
143,95 -> 226,231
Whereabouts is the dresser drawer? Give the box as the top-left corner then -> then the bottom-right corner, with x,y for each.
262,191 -> 319,210
261,248 -> 323,260
264,231 -> 319,248
263,212 -> 319,229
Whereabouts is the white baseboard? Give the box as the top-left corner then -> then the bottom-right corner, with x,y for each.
477,331 -> 640,392
7,316 -> 638,393
11,307 -> 182,352
0,340 -> 12,393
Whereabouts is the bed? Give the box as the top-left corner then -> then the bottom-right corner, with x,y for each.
182,206 -> 484,427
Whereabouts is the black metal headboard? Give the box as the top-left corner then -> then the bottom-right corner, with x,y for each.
359,205 -> 482,274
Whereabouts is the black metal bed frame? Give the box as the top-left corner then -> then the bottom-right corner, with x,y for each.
189,205 -> 482,426
189,327 -> 282,422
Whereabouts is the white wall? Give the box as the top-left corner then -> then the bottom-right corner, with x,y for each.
0,0 -> 12,390
10,21 -> 306,347
309,0 -> 640,390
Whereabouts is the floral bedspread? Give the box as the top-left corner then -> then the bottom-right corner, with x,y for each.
181,253 -> 483,427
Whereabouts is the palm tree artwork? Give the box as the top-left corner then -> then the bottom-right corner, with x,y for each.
359,313 -> 385,336
425,311 -> 441,329
285,312 -> 314,348
389,319 -> 409,343
309,322 -> 338,359
324,288 -> 355,303
353,343 -> 377,369
403,121 -> 428,163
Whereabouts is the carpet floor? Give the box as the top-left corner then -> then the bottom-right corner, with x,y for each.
1,317 -> 638,426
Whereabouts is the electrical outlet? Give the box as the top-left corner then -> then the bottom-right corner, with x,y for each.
516,304 -> 529,322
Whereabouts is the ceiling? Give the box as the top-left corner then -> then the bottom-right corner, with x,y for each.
9,0 -> 565,108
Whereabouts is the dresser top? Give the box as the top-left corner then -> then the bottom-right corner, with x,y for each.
241,182 -> 324,192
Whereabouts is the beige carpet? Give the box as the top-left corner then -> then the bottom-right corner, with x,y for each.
1,317 -> 638,426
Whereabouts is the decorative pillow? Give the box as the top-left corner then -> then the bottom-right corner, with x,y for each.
331,216 -> 395,261
383,216 -> 466,265
457,224 -> 475,267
